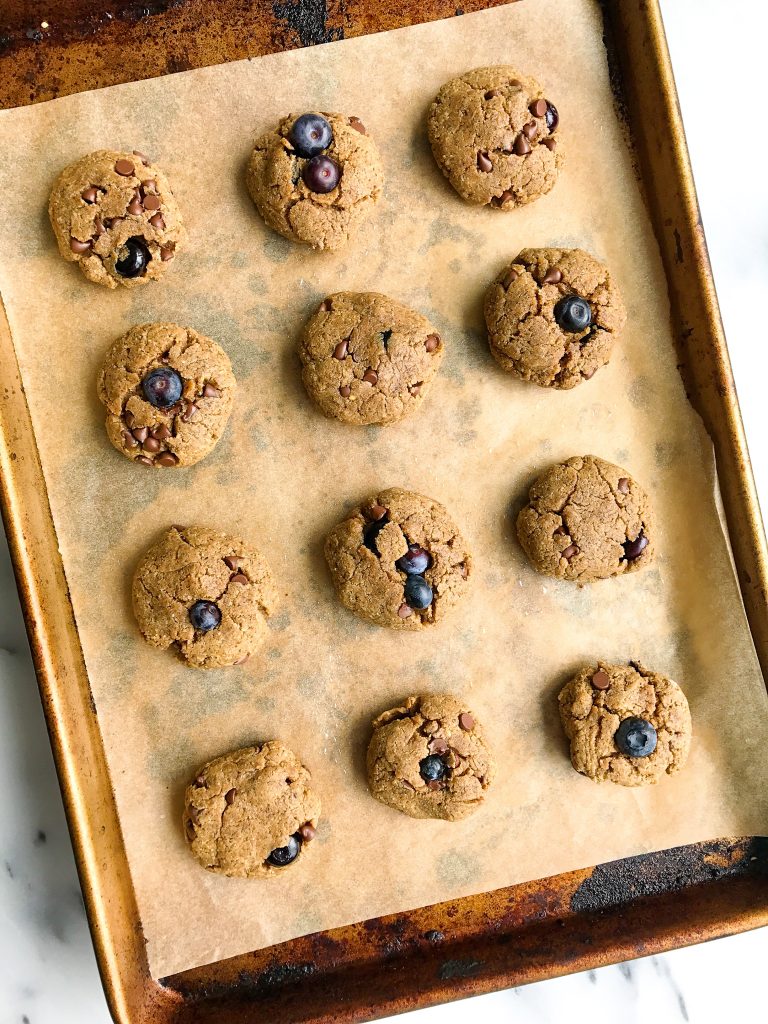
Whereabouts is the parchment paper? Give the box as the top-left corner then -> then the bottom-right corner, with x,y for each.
1,0 -> 767,980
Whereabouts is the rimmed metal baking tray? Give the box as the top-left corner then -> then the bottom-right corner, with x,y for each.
1,1 -> 767,1021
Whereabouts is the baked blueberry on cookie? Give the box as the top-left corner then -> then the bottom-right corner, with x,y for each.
183,742 -> 321,876
299,292 -> 444,425
245,112 -> 384,250
484,248 -> 626,387
427,66 -> 563,208
132,526 -> 277,668
97,322 -> 235,468
367,694 -> 494,820
558,662 -> 692,785
48,149 -> 185,287
516,455 -> 653,582
324,488 -> 472,629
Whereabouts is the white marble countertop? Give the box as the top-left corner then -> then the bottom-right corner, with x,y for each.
1,1 -> 766,1020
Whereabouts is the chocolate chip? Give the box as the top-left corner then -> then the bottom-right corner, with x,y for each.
181,402 -> 198,422
362,369 -> 378,385
143,436 -> 161,453
136,455 -> 153,466
484,89 -> 500,99
81,186 -> 99,203
224,555 -> 243,571
513,133 -> 532,156
339,385 -> 351,398
542,267 -> 563,284
529,98 -> 548,118
493,189 -> 514,207
319,298 -> 331,312
398,603 -> 413,618
132,426 -> 149,443
127,193 -> 143,215
149,213 -> 165,230
409,382 -> 423,395
425,334 -> 440,352
459,712 -> 475,731
133,149 -> 152,165
617,477 -> 630,494
427,780 -> 443,792
562,543 -> 579,559
332,339 -> 348,360
143,193 -> 161,211
583,366 -> 596,379
121,430 -> 138,449
69,237 -> 92,254
591,669 -> 611,690
367,504 -> 387,521
553,525 -> 567,537
141,180 -> 158,194
124,411 -> 135,428
545,102 -> 559,132
522,120 -> 538,141
299,822 -> 317,841
348,116 -> 366,134
160,244 -> 175,261
224,788 -> 236,805
477,150 -> 493,173
155,452 -> 179,467
104,216 -> 124,231
93,216 -> 105,236
150,423 -> 171,440
502,268 -> 518,290
429,736 -> 449,754
508,79 -> 522,88
202,383 -> 220,398
623,533 -> 648,561
230,572 -> 248,584
114,158 -> 135,176
541,138 -> 557,152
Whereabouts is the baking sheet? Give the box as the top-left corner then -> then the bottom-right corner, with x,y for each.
0,0 -> 767,980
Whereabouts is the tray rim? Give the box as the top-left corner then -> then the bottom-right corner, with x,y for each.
1,1 -> 767,1022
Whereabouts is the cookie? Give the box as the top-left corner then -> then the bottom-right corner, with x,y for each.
48,149 -> 185,288
183,742 -> 321,877
132,526 -> 277,669
516,455 -> 653,582
246,111 -> 383,251
367,694 -> 494,820
484,248 -> 627,388
558,662 -> 692,786
325,488 -> 472,629
427,66 -> 563,209
299,292 -> 444,425
97,322 -> 236,469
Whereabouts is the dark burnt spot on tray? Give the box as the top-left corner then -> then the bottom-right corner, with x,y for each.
438,957 -> 484,980
272,0 -> 344,47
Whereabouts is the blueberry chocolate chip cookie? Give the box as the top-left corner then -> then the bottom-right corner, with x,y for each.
324,488 -> 472,629
98,322 -> 236,468
427,66 -> 563,209
246,112 -> 384,250
558,662 -> 692,786
516,455 -> 653,582
366,694 -> 494,820
299,292 -> 444,425
183,742 -> 321,876
48,149 -> 185,288
132,526 -> 277,669
484,248 -> 627,388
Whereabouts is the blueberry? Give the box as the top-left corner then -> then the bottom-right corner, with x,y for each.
303,155 -> 341,194
419,755 -> 449,783
188,600 -> 221,633
623,532 -> 649,561
545,101 -> 559,132
614,717 -> 657,758
115,236 -> 151,278
266,833 -> 302,867
396,544 -> 431,575
554,294 -> 592,333
404,574 -> 433,610
289,113 -> 333,158
363,517 -> 388,555
142,367 -> 183,409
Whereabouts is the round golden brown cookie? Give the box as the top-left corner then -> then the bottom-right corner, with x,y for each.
97,322 -> 236,469
558,662 -> 692,786
427,66 -> 563,209
367,694 -> 494,820
325,488 -> 472,630
484,248 -> 627,388
245,111 -> 383,251
516,455 -> 653,582
48,149 -> 185,288
132,526 -> 277,669
299,292 -> 444,425
183,742 -> 321,877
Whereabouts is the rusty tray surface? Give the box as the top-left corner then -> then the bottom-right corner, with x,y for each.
1,2 -> 767,1022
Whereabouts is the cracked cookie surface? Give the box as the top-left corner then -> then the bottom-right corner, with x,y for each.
48,149 -> 185,288
246,112 -> 383,250
427,66 -> 563,208
97,322 -> 236,468
367,694 -> 494,820
183,742 -> 321,877
558,662 -> 692,785
484,248 -> 626,388
324,488 -> 472,630
300,292 -> 444,425
516,455 -> 654,582
132,526 -> 277,669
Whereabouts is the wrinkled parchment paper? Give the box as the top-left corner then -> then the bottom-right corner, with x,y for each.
1,0 -> 767,980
